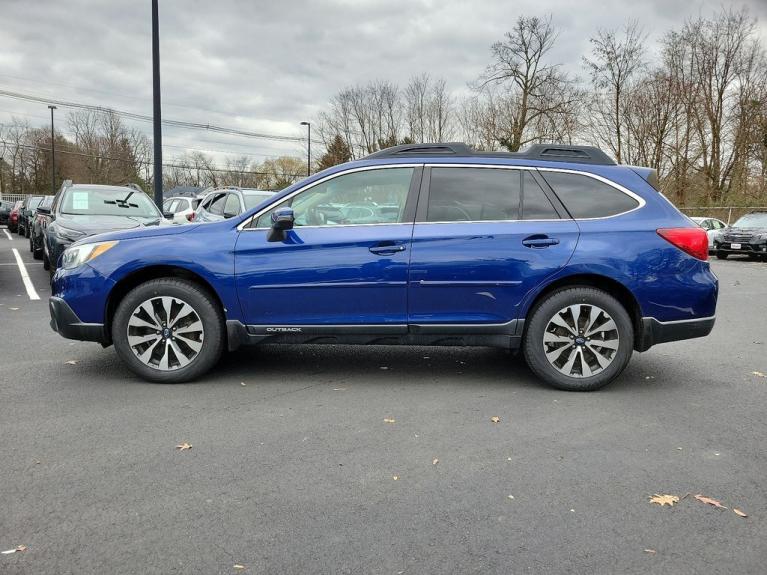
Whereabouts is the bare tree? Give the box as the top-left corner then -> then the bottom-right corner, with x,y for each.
476,15 -> 579,151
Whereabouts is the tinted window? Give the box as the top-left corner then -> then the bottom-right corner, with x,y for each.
427,168 -> 520,222
254,167 -> 413,228
541,172 -> 639,218
522,173 -> 558,219
175,199 -> 190,213
205,193 -> 227,216
223,193 -> 241,216
59,187 -> 160,218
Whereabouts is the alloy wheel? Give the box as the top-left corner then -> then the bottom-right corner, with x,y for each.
126,296 -> 204,371
542,304 -> 620,378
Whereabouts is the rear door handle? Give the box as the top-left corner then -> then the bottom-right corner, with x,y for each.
369,242 -> 406,255
522,236 -> 560,248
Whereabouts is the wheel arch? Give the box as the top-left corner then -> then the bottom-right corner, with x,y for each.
521,273 -> 643,348
104,265 -> 226,345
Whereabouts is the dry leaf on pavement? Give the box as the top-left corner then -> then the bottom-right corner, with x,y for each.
8,307 -> 19,311
694,494 -> 727,509
432,458 -> 439,465
733,508 -> 748,518
383,418 -> 396,423
644,549 -> 656,554
649,494 -> 679,507
65,360 -> 78,365
752,371 -> 766,378
1,545 -> 27,554
233,565 -> 246,571
490,416 -> 501,423
392,475 -> 399,480
175,442 -> 192,451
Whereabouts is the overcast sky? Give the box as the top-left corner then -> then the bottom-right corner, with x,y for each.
2,0 -> 766,163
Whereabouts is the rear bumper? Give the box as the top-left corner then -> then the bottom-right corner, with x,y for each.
636,316 -> 715,352
49,296 -> 108,344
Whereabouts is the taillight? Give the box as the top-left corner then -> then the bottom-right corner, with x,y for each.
657,228 -> 708,261
186,212 -> 195,222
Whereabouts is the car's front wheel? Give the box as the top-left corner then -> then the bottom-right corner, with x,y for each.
523,287 -> 634,391
716,251 -> 728,260
112,278 -> 225,383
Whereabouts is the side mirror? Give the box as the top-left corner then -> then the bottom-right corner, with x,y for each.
267,207 -> 295,242
36,206 -> 51,215
163,211 -> 174,220
223,208 -> 239,219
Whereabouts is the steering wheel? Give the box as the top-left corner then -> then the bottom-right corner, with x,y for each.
306,207 -> 327,226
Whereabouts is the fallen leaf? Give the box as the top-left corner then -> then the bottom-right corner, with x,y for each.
507,495 -> 515,500
240,382 -> 246,386
1,545 -> 27,554
752,371 -> 766,378
175,442 -> 192,451
332,388 -> 346,391
383,418 -> 396,423
233,565 -> 246,571
432,458 -> 439,465
644,549 -> 656,554
694,494 -> 727,509
64,360 -> 78,365
649,494 -> 680,507
8,307 -> 19,311
733,508 -> 748,518
380,366 -> 389,370
490,416 -> 501,423
392,475 -> 399,480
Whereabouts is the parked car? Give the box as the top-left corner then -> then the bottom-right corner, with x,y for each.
49,143 -> 718,391
713,211 -> 767,261
162,195 -> 202,224
0,199 -> 13,226
191,187 -> 275,223
18,195 -> 45,237
690,216 -> 727,253
30,195 -> 54,259
8,200 -> 23,233
42,184 -> 164,275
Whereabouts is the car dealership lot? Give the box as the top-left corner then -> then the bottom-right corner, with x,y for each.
1,227 -> 766,574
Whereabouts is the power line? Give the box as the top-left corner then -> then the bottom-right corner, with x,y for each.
0,89 -> 324,145
0,140 -> 308,178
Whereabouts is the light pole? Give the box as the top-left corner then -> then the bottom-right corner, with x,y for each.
151,0 -> 163,207
48,105 -> 57,195
300,121 -> 311,176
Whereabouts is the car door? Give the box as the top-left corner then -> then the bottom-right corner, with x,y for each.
407,166 -> 579,328
234,166 -> 420,327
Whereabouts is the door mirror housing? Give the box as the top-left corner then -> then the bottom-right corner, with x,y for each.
36,206 -> 51,215
267,207 -> 295,242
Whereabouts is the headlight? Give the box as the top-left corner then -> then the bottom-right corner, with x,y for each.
57,225 -> 87,242
61,241 -> 119,270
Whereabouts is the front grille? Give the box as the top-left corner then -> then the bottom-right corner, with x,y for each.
724,233 -> 754,242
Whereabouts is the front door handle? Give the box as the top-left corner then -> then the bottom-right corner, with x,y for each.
369,243 -> 406,255
522,235 -> 560,248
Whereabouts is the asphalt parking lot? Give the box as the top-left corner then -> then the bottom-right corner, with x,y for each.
1,226 -> 766,575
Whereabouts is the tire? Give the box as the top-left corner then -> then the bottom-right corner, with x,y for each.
716,252 -> 728,260
32,239 -> 42,260
523,287 -> 634,391
42,251 -> 50,271
111,278 -> 225,383
29,237 -> 33,253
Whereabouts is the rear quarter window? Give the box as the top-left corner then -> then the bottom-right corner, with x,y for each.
541,172 -> 639,218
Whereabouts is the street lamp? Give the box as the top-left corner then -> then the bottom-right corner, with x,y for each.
48,105 -> 57,195
300,121 -> 311,177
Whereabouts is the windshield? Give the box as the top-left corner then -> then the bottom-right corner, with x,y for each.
732,213 -> 767,228
243,191 -> 274,210
60,187 -> 161,218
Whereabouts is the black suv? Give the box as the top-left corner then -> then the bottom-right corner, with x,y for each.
18,195 -> 45,237
714,211 -> 767,261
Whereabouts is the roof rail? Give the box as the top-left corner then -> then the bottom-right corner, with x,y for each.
365,142 -> 474,159
365,142 -> 616,166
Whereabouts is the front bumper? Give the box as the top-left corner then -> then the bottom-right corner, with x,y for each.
715,240 -> 767,255
49,296 -> 108,344
636,316 -> 716,352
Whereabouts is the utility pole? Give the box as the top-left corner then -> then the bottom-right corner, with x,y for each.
300,121 -> 311,176
151,0 -> 163,207
48,105 -> 57,195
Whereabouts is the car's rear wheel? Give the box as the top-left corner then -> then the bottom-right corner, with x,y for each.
42,250 -> 50,270
523,287 -> 634,391
112,278 -> 224,383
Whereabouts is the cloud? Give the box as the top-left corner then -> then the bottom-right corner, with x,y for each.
1,0 -> 765,163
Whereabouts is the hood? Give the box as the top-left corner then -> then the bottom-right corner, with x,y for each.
58,213 -> 164,234
67,218 -> 200,246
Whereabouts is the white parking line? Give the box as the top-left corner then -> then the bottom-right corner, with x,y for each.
11,248 -> 41,300
2,229 -> 12,240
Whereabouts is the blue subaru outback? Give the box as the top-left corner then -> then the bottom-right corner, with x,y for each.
49,143 -> 717,390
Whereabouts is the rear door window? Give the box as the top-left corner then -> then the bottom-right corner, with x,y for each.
522,173 -> 558,220
427,167 -> 520,222
223,193 -> 241,217
205,193 -> 227,216
541,172 -> 639,218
